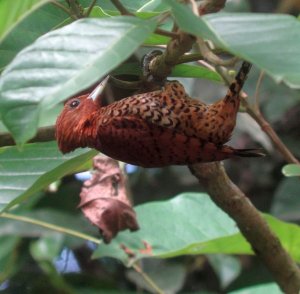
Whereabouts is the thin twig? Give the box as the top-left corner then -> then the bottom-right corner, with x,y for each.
244,102 -> 300,164
111,0 -> 133,15
67,0 -> 84,18
85,0 -> 97,17
155,28 -> 179,39
189,0 -> 239,66
50,0 -> 76,19
0,212 -> 101,244
132,263 -> 165,294
198,38 -> 239,66
177,53 -> 204,64
177,51 -> 236,65
111,0 -> 178,40
254,70 -> 265,113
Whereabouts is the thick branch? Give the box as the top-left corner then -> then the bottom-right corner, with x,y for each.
189,163 -> 300,294
148,32 -> 195,80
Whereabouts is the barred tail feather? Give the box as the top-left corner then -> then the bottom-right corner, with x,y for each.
224,61 -> 252,103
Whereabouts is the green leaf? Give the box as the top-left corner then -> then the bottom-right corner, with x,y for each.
0,0 -> 49,44
271,177 -> 300,220
30,233 -> 74,293
208,255 -> 241,288
127,259 -> 186,293
144,33 -> 170,45
112,62 -> 221,81
0,16 -> 157,145
0,141 -> 97,212
0,236 -> 20,282
94,193 -> 300,264
282,164 -> 300,177
229,283 -> 282,294
163,0 -> 300,88
171,64 -> 222,81
89,6 -> 169,45
30,234 -> 64,261
0,2 -> 68,70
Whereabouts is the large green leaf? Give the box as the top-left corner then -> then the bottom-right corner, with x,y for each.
171,63 -> 222,81
0,0 -> 49,44
94,193 -> 300,265
0,2 -> 68,71
0,141 -> 97,212
0,16 -> 157,145
89,6 -> 169,45
163,0 -> 300,88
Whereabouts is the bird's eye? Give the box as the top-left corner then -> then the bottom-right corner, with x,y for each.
69,99 -> 80,108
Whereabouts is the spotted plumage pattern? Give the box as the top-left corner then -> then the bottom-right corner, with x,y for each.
56,61 -> 263,167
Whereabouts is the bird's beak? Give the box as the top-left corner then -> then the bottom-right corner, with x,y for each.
88,75 -> 110,103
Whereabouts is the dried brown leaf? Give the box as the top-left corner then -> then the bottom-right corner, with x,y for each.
79,155 -> 139,243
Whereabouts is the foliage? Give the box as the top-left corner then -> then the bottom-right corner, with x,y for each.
0,0 -> 299,293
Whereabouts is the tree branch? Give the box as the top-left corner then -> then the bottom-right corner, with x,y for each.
66,0 -> 84,18
85,0 -> 97,17
0,126 -> 55,147
189,162 -> 300,294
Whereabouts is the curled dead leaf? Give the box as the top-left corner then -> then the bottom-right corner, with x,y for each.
79,155 -> 139,243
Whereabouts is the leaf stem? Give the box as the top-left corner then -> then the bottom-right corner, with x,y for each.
0,212 -> 101,244
111,0 -> 178,40
50,0 -> 76,19
132,263 -> 165,294
243,102 -> 300,164
254,70 -> 265,112
111,0 -> 133,16
155,28 -> 179,39
85,0 -> 97,17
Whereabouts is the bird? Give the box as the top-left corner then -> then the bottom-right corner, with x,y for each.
56,59 -> 264,168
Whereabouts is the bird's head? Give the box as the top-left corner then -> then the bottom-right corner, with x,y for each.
55,76 -> 109,153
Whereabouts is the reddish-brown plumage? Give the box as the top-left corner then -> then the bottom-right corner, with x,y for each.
56,62 -> 263,167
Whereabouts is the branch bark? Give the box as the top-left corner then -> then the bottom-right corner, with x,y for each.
189,163 -> 300,294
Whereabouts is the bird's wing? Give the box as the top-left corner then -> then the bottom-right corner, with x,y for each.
103,81 -> 208,138
97,116 -> 232,167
